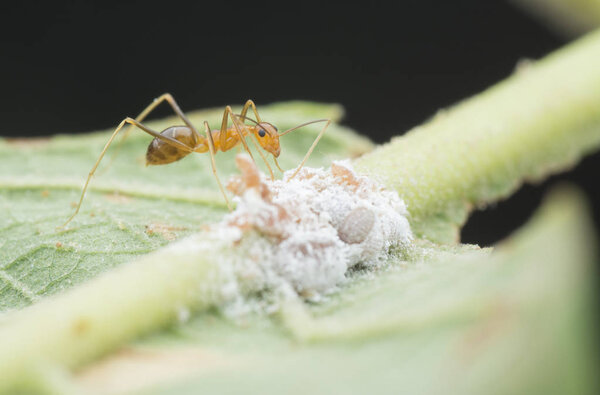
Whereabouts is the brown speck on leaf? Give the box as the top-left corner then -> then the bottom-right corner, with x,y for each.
145,223 -> 187,241
70,201 -> 78,208
4,137 -> 51,147
75,347 -> 235,395
41,190 -> 50,198
455,302 -> 512,366
55,241 -> 63,249
299,289 -> 317,299
514,57 -> 534,74
73,318 -> 90,336
104,192 -> 132,204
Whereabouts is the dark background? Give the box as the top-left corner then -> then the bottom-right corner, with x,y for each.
0,0 -> 598,246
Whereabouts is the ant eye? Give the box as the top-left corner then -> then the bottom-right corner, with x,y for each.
258,129 -> 266,137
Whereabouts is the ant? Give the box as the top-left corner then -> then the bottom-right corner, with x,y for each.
61,94 -> 330,227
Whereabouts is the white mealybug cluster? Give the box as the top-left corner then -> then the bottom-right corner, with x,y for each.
170,154 -> 412,312
220,154 -> 412,301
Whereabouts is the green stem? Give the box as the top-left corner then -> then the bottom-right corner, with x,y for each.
509,0 -> 600,36
356,29 -> 600,243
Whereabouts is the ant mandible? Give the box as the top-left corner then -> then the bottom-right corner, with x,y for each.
61,94 -> 330,227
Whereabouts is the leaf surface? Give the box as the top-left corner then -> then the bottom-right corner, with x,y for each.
0,101 -> 372,312
73,188 -> 598,395
2,30 -> 600,394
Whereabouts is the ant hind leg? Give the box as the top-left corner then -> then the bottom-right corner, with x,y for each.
219,106 -> 275,179
101,93 -> 200,174
125,93 -> 200,143
204,121 -> 232,211
61,118 -> 194,228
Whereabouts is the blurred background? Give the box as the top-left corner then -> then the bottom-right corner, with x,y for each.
0,0 -> 598,246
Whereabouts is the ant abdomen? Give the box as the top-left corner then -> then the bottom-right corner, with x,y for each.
146,126 -> 195,165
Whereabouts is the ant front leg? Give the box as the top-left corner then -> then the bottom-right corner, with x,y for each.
219,106 -> 254,160
60,118 -> 193,228
238,100 -> 277,178
204,121 -> 232,211
219,106 -> 275,180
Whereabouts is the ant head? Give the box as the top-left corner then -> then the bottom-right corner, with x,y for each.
254,122 -> 281,157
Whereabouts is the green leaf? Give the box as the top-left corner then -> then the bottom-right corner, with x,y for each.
76,187 -> 598,395
2,30 -> 600,395
0,101 -> 373,312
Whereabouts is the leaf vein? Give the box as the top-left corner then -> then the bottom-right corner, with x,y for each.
0,268 -> 38,303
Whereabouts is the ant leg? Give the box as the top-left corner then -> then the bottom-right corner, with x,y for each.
239,101 -> 277,179
125,93 -> 200,143
102,93 -> 200,173
219,106 -> 275,179
239,100 -> 263,123
288,119 -> 332,180
272,157 -> 284,173
61,117 -> 193,228
204,122 -> 232,211
248,135 -> 275,180
218,106 -> 254,161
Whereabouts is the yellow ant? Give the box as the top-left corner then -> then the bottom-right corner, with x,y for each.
61,94 -> 330,227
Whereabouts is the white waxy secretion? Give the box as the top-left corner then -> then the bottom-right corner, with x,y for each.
168,154 -> 412,311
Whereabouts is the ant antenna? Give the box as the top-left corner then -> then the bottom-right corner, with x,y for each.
236,114 -> 332,179
235,115 -> 329,138
278,119 -> 329,136
288,119 -> 331,180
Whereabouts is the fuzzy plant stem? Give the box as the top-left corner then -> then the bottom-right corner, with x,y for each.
355,29 -> 600,243
1,28 -> 600,393
509,0 -> 600,36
